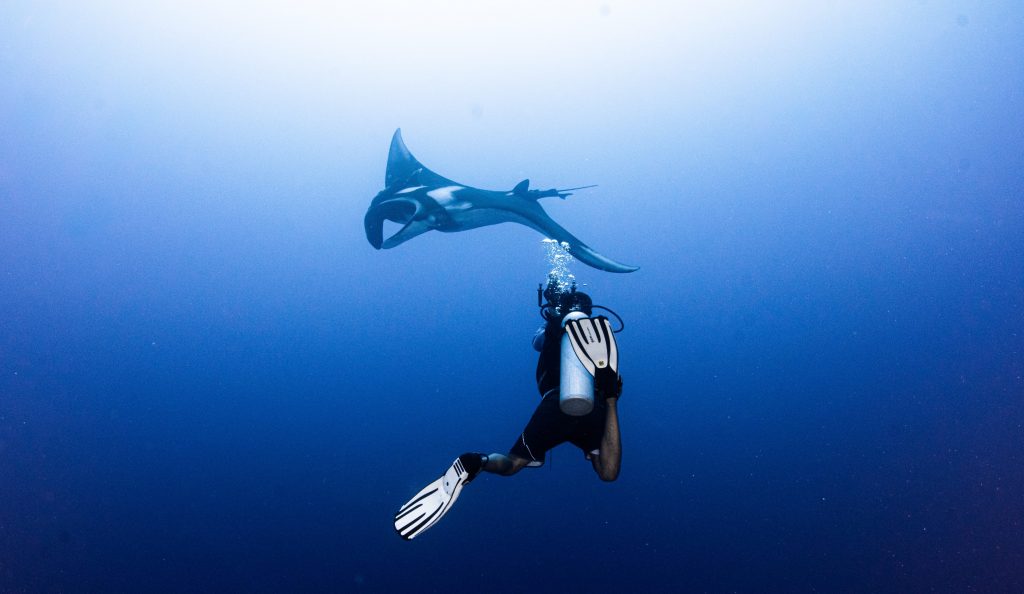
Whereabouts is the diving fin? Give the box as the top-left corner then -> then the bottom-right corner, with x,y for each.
565,315 -> 618,376
394,455 -> 480,540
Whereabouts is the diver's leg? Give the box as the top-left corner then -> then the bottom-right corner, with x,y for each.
459,394 -> 562,479
482,453 -> 530,476
457,452 -> 530,479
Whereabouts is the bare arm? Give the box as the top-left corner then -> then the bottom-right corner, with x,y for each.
591,397 -> 621,481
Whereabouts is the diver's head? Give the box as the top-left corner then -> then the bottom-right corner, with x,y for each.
542,273 -> 561,305
538,277 -> 625,333
560,289 -> 592,316
539,277 -> 592,322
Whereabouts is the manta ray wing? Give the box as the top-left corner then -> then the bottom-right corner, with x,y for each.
514,202 -> 640,273
385,129 -> 461,189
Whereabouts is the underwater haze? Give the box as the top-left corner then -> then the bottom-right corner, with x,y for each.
2,1 -> 1022,592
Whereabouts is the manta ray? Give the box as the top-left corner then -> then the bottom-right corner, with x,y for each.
363,129 -> 638,273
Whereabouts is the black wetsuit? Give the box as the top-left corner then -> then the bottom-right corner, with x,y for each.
508,321 -> 608,466
535,319 -> 564,398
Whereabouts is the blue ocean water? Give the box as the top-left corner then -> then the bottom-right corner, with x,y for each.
1,2 -> 1022,592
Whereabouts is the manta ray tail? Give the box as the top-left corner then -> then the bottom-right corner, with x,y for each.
523,182 -> 599,200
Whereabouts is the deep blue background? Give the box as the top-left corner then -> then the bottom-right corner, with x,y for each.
2,2 -> 1022,592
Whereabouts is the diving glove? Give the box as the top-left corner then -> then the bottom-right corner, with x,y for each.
596,369 -> 622,401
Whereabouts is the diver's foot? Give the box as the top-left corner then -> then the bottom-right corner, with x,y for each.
457,453 -> 486,482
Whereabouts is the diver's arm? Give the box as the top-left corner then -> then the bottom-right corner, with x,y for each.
532,322 -> 549,352
592,398 -> 621,482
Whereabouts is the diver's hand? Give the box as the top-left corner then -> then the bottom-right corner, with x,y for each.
596,368 -> 622,401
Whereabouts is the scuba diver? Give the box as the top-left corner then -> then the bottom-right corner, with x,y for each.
394,277 -> 624,540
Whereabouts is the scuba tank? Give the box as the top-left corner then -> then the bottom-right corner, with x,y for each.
559,310 -> 595,415
538,276 -> 622,416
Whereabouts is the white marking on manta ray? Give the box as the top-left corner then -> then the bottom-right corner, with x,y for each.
396,185 -> 425,194
427,186 -> 472,210
426,186 -> 464,202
